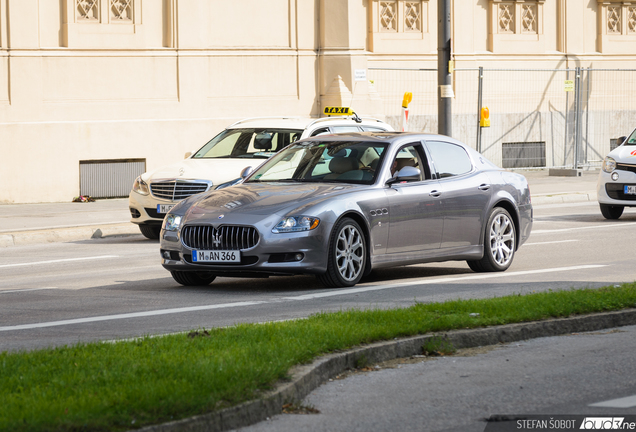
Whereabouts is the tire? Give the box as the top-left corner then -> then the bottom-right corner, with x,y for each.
318,218 -> 367,288
467,207 -> 516,273
139,224 -> 161,239
599,203 -> 624,220
171,271 -> 217,286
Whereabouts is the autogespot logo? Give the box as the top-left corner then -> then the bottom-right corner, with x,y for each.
580,417 -> 628,429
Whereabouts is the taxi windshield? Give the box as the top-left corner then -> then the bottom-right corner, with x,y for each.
626,130 -> 636,145
193,128 -> 303,159
246,140 -> 387,185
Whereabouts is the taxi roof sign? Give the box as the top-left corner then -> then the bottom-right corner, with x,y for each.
323,106 -> 353,116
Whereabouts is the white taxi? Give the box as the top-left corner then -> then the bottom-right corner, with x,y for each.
598,129 -> 636,219
129,110 -> 394,238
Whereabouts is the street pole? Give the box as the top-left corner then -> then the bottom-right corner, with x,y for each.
438,0 -> 452,137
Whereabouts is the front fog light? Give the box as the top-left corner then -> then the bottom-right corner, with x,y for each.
611,172 -> 620,181
163,214 -> 182,231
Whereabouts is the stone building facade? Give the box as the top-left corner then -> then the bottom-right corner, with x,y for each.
1,0 -> 634,203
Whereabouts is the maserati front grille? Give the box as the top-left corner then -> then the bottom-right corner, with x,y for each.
181,225 -> 260,250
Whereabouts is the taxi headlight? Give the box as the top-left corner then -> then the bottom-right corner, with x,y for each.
272,216 -> 320,233
602,157 -> 617,173
132,176 -> 150,195
163,214 -> 182,232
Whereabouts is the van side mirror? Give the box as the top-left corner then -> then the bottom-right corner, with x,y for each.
184,151 -> 192,159
240,166 -> 253,179
618,136 -> 628,146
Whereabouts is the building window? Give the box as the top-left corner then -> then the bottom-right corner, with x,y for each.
380,1 -> 398,32
498,3 -> 515,33
404,2 -> 421,32
629,7 -> 636,33
608,6 -> 621,33
77,0 -> 99,22
110,0 -> 133,22
521,4 -> 537,34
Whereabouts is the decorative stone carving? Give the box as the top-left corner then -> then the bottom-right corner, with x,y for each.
405,2 -> 421,32
110,0 -> 133,22
77,0 -> 99,21
380,1 -> 397,32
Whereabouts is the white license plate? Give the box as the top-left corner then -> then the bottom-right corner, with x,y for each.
157,204 -> 175,214
624,185 -> 636,195
192,250 -> 240,263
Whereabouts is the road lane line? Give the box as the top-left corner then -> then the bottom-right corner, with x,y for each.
0,264 -> 608,332
0,255 -> 119,268
524,240 -> 579,246
0,301 -> 268,332
0,288 -> 57,294
282,265 -> 608,301
532,222 -> 636,234
589,394 -> 636,408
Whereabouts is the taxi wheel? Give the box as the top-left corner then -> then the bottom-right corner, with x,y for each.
318,218 -> 366,288
171,271 -> 217,286
139,224 -> 161,239
468,207 -> 516,273
599,203 -> 624,220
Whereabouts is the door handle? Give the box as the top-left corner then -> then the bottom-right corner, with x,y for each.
478,184 -> 491,191
429,190 -> 442,197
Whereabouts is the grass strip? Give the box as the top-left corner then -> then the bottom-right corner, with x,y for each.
1,284 -> 636,431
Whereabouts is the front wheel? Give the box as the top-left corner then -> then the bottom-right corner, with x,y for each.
599,203 -> 624,220
318,218 -> 366,288
171,271 -> 217,286
467,207 -> 516,273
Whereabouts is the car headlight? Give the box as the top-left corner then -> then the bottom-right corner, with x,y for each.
272,216 -> 320,233
163,214 -> 182,232
602,157 -> 617,173
132,176 -> 150,195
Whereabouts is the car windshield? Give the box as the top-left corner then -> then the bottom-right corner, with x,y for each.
246,140 -> 388,185
192,128 -> 303,159
626,130 -> 636,145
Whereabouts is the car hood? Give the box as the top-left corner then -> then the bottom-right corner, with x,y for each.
144,158 -> 261,185
609,145 -> 636,163
182,183 -> 363,222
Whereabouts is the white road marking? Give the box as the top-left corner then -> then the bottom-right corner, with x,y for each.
532,222 -> 636,234
0,288 -> 57,294
0,264 -> 607,332
589,394 -> 636,408
0,222 -> 130,233
524,240 -> 579,246
0,255 -> 119,268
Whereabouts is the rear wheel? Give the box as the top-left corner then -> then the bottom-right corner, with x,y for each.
599,203 -> 624,220
171,271 -> 217,286
139,224 -> 161,239
467,207 -> 516,273
318,217 -> 366,288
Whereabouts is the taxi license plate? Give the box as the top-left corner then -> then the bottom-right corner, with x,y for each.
192,250 -> 240,263
624,185 -> 636,195
157,204 -> 175,214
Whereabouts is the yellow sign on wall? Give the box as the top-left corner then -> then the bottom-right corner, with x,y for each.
564,80 -> 575,92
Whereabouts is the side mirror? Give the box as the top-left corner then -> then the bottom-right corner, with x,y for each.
240,166 -> 253,179
184,151 -> 192,159
618,136 -> 628,146
387,166 -> 421,185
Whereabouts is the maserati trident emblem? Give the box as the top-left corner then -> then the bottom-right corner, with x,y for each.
212,233 -> 223,248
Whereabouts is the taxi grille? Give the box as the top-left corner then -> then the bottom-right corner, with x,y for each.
616,163 -> 636,174
150,181 -> 209,200
181,225 -> 260,250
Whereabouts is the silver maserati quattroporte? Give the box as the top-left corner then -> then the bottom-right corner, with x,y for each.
160,132 -> 533,288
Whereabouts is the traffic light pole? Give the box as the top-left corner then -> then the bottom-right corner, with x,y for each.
438,0 -> 452,137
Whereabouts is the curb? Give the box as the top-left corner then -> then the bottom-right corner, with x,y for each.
0,223 -> 140,247
531,192 -> 596,205
134,308 -> 636,432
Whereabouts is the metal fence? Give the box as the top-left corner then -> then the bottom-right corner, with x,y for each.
368,67 -> 636,169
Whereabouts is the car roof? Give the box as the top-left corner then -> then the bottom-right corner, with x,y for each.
295,131 -> 465,144
225,116 -> 392,130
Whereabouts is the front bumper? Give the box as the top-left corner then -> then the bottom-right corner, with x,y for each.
128,191 -> 180,226
597,169 -> 636,206
159,221 -> 332,276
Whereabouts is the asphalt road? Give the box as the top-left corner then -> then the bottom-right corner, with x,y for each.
1,200 -> 635,353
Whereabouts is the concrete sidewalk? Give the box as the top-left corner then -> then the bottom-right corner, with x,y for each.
0,169 -> 600,248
